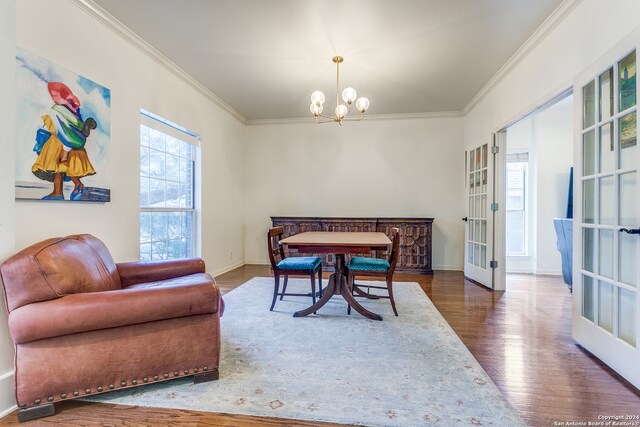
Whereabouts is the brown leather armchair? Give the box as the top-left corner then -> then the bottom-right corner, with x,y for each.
0,234 -> 224,422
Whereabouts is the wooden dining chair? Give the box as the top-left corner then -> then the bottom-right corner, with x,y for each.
268,226 -> 323,311
347,227 -> 400,316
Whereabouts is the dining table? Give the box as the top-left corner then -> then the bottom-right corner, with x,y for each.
279,231 -> 391,321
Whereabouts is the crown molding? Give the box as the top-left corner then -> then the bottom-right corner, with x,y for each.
462,0 -> 583,115
246,111 -> 463,126
67,0 -> 248,125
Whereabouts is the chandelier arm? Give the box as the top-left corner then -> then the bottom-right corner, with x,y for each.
340,113 -> 365,122
317,113 -> 336,120
315,117 -> 336,124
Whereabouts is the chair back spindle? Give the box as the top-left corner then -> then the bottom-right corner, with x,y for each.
387,227 -> 400,272
267,226 -> 286,269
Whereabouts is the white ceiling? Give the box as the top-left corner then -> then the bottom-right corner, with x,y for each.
91,0 -> 563,121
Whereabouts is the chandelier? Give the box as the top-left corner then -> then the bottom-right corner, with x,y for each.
309,56 -> 370,124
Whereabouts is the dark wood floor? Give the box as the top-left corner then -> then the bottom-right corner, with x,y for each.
2,265 -> 639,426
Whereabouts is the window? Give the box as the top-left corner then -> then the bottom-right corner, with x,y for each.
506,153 -> 528,255
139,111 -> 198,261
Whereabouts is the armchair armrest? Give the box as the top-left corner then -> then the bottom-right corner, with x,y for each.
117,258 -> 206,286
8,274 -> 220,344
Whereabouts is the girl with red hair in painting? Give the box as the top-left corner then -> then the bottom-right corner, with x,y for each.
32,82 -> 97,200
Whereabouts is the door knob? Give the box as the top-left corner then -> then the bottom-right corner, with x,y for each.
620,228 -> 640,235
462,217 -> 468,222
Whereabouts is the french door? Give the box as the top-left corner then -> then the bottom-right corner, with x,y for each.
464,140 -> 497,289
573,29 -> 640,388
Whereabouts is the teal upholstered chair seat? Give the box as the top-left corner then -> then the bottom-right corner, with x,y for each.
349,257 -> 390,272
277,256 -> 322,271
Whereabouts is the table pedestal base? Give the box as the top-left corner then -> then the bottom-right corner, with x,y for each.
293,254 -> 383,321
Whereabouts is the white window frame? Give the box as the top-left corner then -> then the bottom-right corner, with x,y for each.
505,153 -> 529,256
139,110 -> 200,260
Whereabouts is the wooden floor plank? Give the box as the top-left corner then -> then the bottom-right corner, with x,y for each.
1,266 -> 639,426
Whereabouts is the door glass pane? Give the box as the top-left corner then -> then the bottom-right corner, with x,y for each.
482,144 -> 488,168
468,243 -> 473,264
599,229 -> 614,279
599,123 -> 614,173
619,50 -> 636,111
475,196 -> 481,219
618,124 -> 638,169
475,172 -> 481,194
620,172 -> 637,226
474,244 -> 480,267
583,228 -> 595,272
480,221 -> 487,244
619,288 -> 637,346
482,170 -> 487,193
583,130 -> 596,176
481,196 -> 487,218
619,112 -> 637,165
583,179 -> 595,224
470,151 -> 476,172
598,281 -> 614,333
469,174 -> 474,194
599,176 -> 615,225
619,231 -> 637,287
480,245 -> 486,268
599,68 -> 613,120
583,275 -> 594,321
583,80 -> 596,129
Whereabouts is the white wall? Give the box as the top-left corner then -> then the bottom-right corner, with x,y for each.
14,0 -> 246,275
244,117 -> 465,271
505,96 -> 573,274
0,0 -> 16,418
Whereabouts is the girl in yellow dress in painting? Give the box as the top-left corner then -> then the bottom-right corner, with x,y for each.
32,82 -> 97,201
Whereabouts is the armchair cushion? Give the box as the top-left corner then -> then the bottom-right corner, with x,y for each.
276,256 -> 322,271
8,273 -> 219,344
349,256 -> 390,272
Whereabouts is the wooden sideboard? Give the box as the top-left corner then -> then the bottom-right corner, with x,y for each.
271,216 -> 433,274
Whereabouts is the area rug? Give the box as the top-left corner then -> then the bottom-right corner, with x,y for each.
83,277 -> 525,426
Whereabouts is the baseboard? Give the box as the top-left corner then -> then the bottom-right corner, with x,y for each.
506,268 -> 535,274
0,370 -> 16,420
210,261 -> 245,278
244,260 -> 270,266
506,269 -> 563,276
433,265 -> 463,271
535,269 -> 562,276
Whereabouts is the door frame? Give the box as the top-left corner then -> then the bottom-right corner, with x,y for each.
493,88 -> 574,292
494,131 -> 506,291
